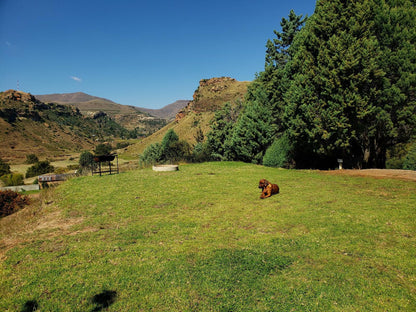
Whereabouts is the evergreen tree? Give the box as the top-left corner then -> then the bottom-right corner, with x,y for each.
283,0 -> 416,168
229,86 -> 276,164
0,158 -> 11,177
206,102 -> 242,160
373,0 -> 416,165
258,10 -> 307,129
161,129 -> 179,162
79,151 -> 96,172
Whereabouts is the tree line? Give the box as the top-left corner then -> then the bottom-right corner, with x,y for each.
206,0 -> 416,169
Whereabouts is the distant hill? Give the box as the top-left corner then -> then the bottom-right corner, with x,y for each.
0,90 -> 134,162
138,100 -> 190,120
124,77 -> 251,157
35,92 -> 188,132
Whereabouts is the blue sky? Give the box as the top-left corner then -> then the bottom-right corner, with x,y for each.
0,0 -> 316,108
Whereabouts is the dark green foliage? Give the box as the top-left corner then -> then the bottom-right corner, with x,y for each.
25,161 -> 54,178
161,129 -> 179,160
25,154 -> 39,164
228,86 -> 276,164
139,143 -> 163,166
139,130 -> 191,166
94,144 -> 112,156
0,173 -> 24,186
0,190 -> 30,218
403,142 -> 416,170
276,0 -> 416,168
192,142 -> 211,163
79,151 -> 96,172
0,158 -> 11,177
206,102 -> 243,161
263,135 -> 293,168
259,10 -> 307,129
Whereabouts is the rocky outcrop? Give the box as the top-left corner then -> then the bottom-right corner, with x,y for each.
2,89 -> 40,103
174,77 -> 250,122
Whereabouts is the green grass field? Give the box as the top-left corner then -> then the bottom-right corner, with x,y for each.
1,162 -> 415,311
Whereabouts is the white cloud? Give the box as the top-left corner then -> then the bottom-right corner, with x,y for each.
70,76 -> 82,82
5,41 -> 11,46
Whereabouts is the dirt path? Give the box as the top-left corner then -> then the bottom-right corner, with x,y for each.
322,169 -> 416,182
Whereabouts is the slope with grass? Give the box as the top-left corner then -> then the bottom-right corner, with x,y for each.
124,77 -> 250,157
0,90 -> 140,163
1,162 -> 415,311
35,92 -> 177,131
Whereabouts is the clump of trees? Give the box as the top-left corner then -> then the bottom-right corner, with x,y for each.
139,129 -> 192,166
25,154 -> 39,164
26,160 -> 54,178
0,158 -> 11,177
202,1 -> 416,169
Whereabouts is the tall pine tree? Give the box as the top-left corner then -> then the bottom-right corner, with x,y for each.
228,84 -> 276,164
258,10 -> 307,129
283,0 -> 416,168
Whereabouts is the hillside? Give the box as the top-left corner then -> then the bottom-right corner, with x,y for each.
124,77 -> 250,156
139,100 -> 190,120
0,90 -> 132,162
35,92 -> 167,134
35,93 -> 188,131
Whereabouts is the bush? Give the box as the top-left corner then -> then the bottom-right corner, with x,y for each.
139,130 -> 193,166
26,161 -> 54,178
139,143 -> 163,166
403,143 -> 416,170
79,151 -> 95,168
0,173 -> 24,186
263,135 -> 293,168
25,154 -> 39,164
0,190 -> 30,218
192,142 -> 212,163
0,158 -> 11,177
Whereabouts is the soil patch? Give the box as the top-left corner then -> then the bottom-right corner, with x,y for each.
322,169 -> 416,182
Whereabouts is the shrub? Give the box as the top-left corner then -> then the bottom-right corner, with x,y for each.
79,151 -> 95,168
25,154 -> 39,164
0,173 -> 24,186
139,143 -> 163,166
139,130 -> 192,166
26,161 -> 54,178
403,143 -> 416,170
192,142 -> 212,163
0,158 -> 11,177
263,135 -> 293,168
0,190 -> 30,218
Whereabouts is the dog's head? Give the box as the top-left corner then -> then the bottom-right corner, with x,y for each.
258,179 -> 269,190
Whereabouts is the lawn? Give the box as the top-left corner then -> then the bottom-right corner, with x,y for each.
1,162 -> 415,311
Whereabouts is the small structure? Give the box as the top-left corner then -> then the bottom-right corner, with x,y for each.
152,164 -> 179,172
337,159 -> 343,170
92,154 -> 119,176
38,174 -> 70,188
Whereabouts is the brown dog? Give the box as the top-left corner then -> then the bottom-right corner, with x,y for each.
259,179 -> 279,199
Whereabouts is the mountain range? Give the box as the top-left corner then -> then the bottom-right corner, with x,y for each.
1,77 -> 250,163
35,93 -> 189,121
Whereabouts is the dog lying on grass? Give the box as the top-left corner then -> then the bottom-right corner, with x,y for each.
258,179 -> 279,199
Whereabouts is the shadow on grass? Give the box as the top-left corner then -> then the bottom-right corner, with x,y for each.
91,290 -> 117,312
21,300 -> 39,312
